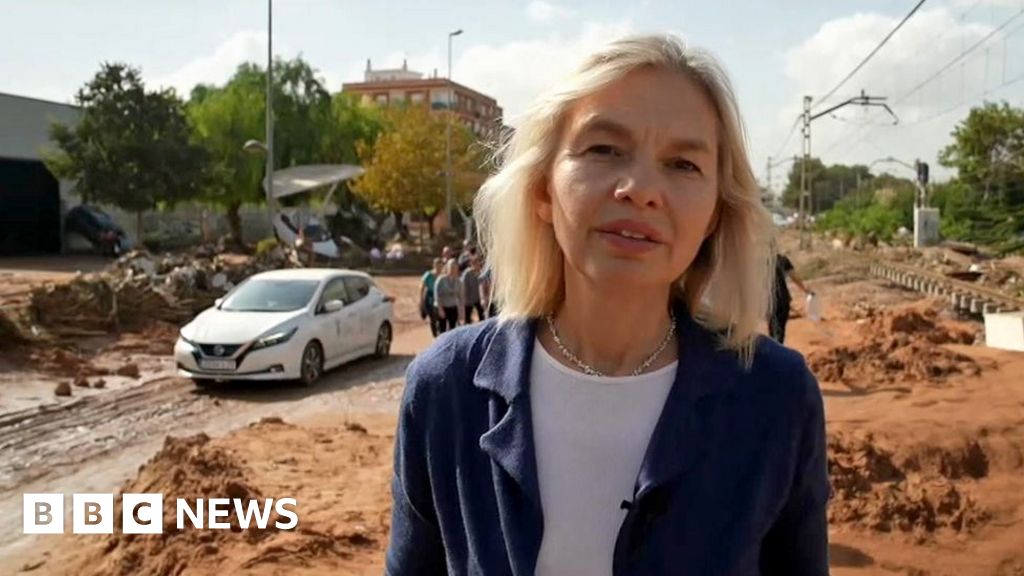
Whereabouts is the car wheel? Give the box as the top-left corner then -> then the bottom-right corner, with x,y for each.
374,322 -> 392,359
299,341 -> 324,386
192,378 -> 215,389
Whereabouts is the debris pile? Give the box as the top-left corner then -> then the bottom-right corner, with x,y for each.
880,244 -> 1024,298
74,421 -> 386,576
828,432 -> 989,538
19,246 -> 298,342
808,304 -> 980,388
90,433 -> 279,576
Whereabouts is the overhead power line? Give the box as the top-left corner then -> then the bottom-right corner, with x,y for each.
814,0 -> 928,110
819,9 -> 1024,158
894,8 -> 1024,105
772,114 -> 803,159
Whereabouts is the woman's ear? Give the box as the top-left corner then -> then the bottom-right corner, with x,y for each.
536,182 -> 554,224
703,201 -> 721,240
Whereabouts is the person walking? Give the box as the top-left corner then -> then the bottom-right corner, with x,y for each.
433,258 -> 463,333
420,258 -> 444,337
478,262 -> 498,319
769,251 -> 812,344
461,257 -> 485,324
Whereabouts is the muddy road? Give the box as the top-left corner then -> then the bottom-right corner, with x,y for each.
0,322 -> 429,559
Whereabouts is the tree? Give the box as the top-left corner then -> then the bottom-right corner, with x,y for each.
45,63 -> 206,236
816,173 -> 916,242
940,101 -> 1024,205
781,158 -> 872,212
937,102 -> 1024,247
188,57 -> 340,244
322,92 -> 384,164
353,106 -> 485,238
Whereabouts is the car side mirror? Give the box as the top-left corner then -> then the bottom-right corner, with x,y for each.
323,299 -> 344,313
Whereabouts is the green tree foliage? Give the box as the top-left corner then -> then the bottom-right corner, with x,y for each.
940,101 -> 1024,207
782,157 -> 872,213
353,106 -> 486,237
936,101 -> 1024,250
816,173 -> 916,242
45,62 -> 207,232
188,57 -> 359,243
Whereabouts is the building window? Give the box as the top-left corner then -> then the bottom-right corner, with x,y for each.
410,92 -> 425,104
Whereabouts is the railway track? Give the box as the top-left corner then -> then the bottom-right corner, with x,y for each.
867,259 -> 1024,315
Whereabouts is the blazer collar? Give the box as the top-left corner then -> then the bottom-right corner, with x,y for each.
471,302 -> 741,403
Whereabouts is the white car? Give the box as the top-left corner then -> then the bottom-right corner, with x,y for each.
175,269 -> 394,387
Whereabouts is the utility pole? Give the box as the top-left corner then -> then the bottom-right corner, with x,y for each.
799,96 -> 811,249
798,90 -> 898,250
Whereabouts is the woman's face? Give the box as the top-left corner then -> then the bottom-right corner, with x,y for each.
540,67 -> 721,290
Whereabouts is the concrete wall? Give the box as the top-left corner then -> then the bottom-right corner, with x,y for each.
99,202 -> 274,247
0,93 -> 80,162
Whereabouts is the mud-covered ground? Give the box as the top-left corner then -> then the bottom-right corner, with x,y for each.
3,245 -> 1023,575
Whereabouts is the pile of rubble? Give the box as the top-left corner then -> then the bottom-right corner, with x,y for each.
18,245 -> 300,342
828,431 -> 989,539
880,244 -> 1024,298
808,303 -> 980,389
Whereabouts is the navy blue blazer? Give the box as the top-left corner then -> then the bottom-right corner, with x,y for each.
386,304 -> 829,575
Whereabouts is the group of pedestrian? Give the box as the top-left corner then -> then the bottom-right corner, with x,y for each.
420,241 -> 498,337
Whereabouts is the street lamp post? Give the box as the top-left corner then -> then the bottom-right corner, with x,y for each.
265,0 -> 275,232
869,156 -> 924,206
446,29 -> 463,236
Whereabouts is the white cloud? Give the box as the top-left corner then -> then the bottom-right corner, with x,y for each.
949,0 -> 1019,8
455,21 -> 635,123
527,0 -> 574,23
765,7 -> 1024,182
150,31 -> 274,96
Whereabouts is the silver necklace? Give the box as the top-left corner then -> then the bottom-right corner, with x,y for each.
544,311 -> 676,377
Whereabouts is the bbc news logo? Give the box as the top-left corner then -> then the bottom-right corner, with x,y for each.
23,493 -> 298,534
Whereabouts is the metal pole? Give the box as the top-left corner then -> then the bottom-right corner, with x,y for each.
799,96 -> 811,250
266,0 -> 275,233
446,38 -> 452,233
446,28 -> 466,235
766,156 -> 772,199
446,33 -> 453,235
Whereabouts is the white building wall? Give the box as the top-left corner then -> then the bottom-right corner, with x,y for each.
0,93 -> 80,161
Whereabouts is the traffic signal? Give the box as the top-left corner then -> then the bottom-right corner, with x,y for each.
916,160 -> 929,186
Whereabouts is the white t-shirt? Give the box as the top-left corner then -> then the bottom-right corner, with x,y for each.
529,338 -> 677,576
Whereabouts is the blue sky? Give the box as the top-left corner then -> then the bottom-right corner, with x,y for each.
4,0 -> 1024,187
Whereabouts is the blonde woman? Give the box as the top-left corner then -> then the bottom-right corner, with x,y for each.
387,35 -> 828,575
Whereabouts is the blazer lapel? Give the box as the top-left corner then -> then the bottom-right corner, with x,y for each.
474,319 -> 544,576
633,305 -> 741,501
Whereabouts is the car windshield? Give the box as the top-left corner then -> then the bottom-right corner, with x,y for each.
220,279 -> 320,312
86,207 -> 114,225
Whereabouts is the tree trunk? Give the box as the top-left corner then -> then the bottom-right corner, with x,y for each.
227,202 -> 244,246
425,210 -> 436,238
136,211 -> 144,247
393,210 -> 408,240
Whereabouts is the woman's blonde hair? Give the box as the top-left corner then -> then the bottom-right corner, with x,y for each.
473,34 -> 775,365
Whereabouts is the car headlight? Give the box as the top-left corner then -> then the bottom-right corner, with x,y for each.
179,332 -> 198,349
252,327 -> 298,350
